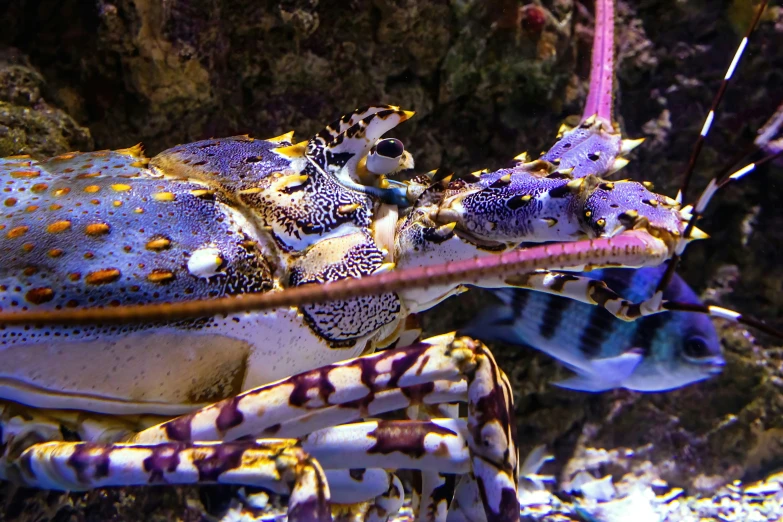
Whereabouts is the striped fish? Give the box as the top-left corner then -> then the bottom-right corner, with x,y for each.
466,266 -> 725,392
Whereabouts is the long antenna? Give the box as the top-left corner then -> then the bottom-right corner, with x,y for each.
655,0 -> 769,295
677,0 -> 768,203
0,232 -> 665,326
582,0 -> 614,123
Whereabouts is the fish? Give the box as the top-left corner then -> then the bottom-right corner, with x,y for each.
464,266 -> 725,392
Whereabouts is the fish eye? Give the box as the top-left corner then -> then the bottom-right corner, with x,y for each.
375,138 -> 404,159
683,336 -> 711,359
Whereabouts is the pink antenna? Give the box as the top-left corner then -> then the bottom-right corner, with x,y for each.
581,0 -> 614,123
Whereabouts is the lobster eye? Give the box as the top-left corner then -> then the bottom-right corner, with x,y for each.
683,336 -> 711,359
367,139 -> 406,175
375,138 -> 404,159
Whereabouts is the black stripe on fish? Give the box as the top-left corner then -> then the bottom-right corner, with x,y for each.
578,307 -> 611,358
629,309 -> 668,357
511,289 -> 530,320
539,294 -> 570,339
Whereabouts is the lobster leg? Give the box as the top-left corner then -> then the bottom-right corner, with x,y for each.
409,403 -> 459,522
302,419 -> 470,473
11,439 -> 331,522
503,270 -> 663,321
129,333 -> 518,521
501,269 -> 783,338
414,471 -> 456,522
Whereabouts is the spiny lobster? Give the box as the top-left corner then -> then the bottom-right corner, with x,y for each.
0,1 -> 780,521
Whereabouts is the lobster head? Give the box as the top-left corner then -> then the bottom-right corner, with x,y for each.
428,167 -> 698,254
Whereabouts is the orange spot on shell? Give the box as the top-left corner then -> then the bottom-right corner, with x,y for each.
49,204 -> 63,211
145,236 -> 171,251
84,185 -> 101,193
25,287 -> 54,305
53,153 -> 78,161
54,188 -> 71,197
152,192 -> 176,202
7,226 -> 29,238
85,223 -> 110,236
147,269 -> 175,283
4,198 -> 17,207
47,220 -> 72,234
48,248 -> 64,258
111,184 -> 132,192
85,269 -> 121,285
10,170 -> 40,179
31,183 -> 49,193
68,273 -> 81,281
22,243 -> 34,252
26,205 -> 38,212
75,172 -> 101,179
113,200 -> 123,207
23,266 -> 38,276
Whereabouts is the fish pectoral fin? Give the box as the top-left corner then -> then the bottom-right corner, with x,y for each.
588,348 -> 644,379
553,348 -> 644,393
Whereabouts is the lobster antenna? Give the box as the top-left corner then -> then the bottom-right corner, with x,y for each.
650,148 -> 783,339
663,301 -> 783,340
582,0 -> 614,124
655,0 -> 769,295
656,147 -> 783,295
677,0 -> 768,204
0,232 -> 667,326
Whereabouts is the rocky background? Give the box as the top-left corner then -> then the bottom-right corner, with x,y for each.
0,0 -> 782,519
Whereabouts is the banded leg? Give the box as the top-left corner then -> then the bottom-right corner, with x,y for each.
305,420 -> 468,521
130,333 -> 519,521
502,271 -> 663,321
12,439 -> 330,522
415,472 -> 456,522
411,403 -> 460,522
501,269 -> 776,336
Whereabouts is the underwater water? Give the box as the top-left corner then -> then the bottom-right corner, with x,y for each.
0,0 -> 781,520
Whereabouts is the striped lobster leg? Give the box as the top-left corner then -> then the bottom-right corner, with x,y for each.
14,439 -> 331,522
501,270 -> 667,322
8,334 -> 518,522
408,403 -> 459,521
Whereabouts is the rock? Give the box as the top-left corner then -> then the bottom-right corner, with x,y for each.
0,50 -> 92,158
